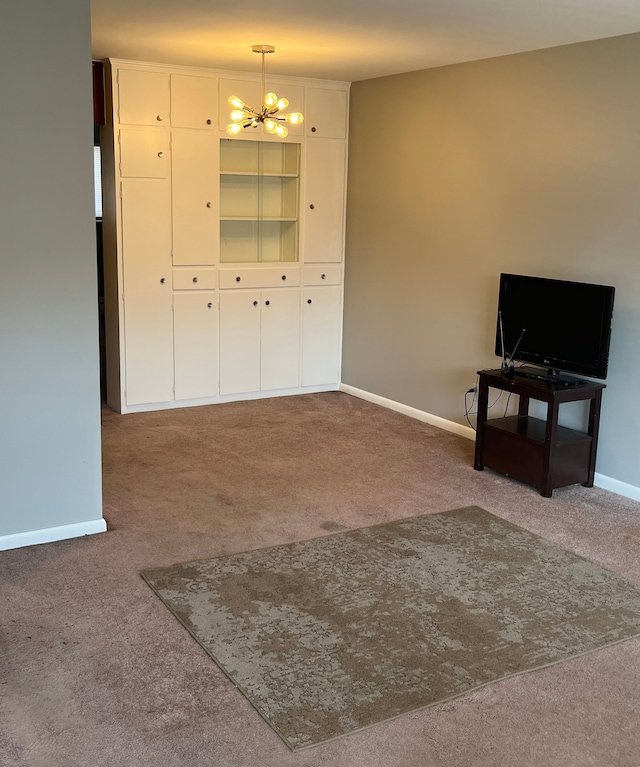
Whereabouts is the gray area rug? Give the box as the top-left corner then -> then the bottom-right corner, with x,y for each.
142,506 -> 640,750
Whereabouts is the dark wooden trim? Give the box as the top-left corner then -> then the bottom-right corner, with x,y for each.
93,61 -> 105,125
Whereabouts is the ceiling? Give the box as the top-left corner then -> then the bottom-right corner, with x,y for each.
91,0 -> 640,82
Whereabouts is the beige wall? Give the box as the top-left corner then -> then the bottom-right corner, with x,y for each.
343,33 -> 640,490
0,0 -> 103,541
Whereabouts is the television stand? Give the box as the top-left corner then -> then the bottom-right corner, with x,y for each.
474,368 -> 605,497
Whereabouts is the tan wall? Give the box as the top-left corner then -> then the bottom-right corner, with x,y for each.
343,33 -> 640,489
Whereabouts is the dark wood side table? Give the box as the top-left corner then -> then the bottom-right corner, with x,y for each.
473,368 -> 605,497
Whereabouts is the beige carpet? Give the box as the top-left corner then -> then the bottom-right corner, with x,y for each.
3,393 -> 640,766
143,505 -> 640,750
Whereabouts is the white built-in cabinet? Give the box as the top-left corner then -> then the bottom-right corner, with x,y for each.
102,59 -> 348,413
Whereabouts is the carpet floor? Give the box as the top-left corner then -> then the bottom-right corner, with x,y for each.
2,392 -> 640,766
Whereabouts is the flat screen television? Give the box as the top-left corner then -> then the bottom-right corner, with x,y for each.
495,273 -> 615,382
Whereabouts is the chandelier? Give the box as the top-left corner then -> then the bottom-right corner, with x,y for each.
226,45 -> 304,138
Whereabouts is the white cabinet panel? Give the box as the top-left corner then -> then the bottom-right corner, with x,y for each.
174,292 -> 218,400
121,180 -> 173,405
302,287 -> 342,386
171,74 -> 218,129
303,141 -> 346,263
118,69 -> 170,126
305,88 -> 348,139
261,290 -> 300,390
171,131 -> 218,265
219,291 -> 261,394
120,129 -> 169,178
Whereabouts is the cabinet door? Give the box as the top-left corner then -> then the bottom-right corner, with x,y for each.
174,292 -> 218,400
171,74 -> 218,129
303,141 -> 346,263
261,290 -> 300,390
219,291 -> 261,395
302,287 -> 342,386
119,129 -> 169,178
118,69 -> 170,126
305,88 -> 348,139
171,131 -> 218,265
121,180 -> 173,405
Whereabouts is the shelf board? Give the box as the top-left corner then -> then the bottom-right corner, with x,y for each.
220,171 -> 299,178
484,415 -> 590,445
220,216 -> 297,222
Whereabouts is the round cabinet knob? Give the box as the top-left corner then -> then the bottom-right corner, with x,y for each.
281,275 -> 287,281
307,298 -> 312,304
192,277 -> 198,283
321,274 -> 326,280
207,302 -> 213,308
265,300 -> 270,306
253,300 -> 258,306
235,276 -> 241,282
206,119 -> 212,125
156,115 -> 163,122
311,126 -> 317,133
160,278 -> 166,284
206,202 -> 212,208
157,151 -> 165,158
309,204 -> 315,210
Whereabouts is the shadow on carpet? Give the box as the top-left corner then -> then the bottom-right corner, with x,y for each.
142,506 -> 640,750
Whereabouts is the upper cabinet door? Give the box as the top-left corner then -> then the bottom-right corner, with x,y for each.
118,69 -> 170,126
305,88 -> 348,139
171,74 -> 218,129
171,131 -> 219,265
119,129 -> 169,178
302,141 -> 346,263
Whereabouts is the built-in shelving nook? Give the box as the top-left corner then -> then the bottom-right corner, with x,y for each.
220,139 -> 300,263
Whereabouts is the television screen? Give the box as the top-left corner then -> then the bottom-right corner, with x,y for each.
495,274 -> 615,380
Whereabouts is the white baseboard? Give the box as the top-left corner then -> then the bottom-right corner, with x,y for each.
0,518 -> 107,552
339,383 -> 640,503
594,473 -> 640,503
339,383 -> 476,441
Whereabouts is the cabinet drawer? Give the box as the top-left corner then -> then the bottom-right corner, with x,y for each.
219,267 -> 300,289
303,265 -> 341,286
173,269 -> 217,290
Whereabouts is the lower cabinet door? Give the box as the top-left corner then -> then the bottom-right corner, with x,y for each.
121,179 -> 174,406
260,289 -> 300,391
219,290 -> 261,395
173,292 -> 219,400
302,286 -> 342,386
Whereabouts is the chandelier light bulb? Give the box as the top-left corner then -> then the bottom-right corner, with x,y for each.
275,98 -> 289,111
228,95 -> 246,109
230,110 -> 246,122
264,92 -> 278,108
264,119 -> 278,134
226,123 -> 243,136
284,112 -> 304,125
274,124 -> 288,138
